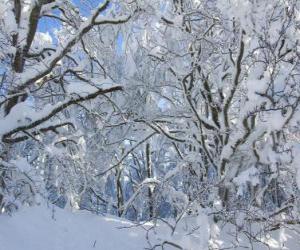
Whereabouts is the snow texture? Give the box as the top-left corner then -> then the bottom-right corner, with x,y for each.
1,205 -> 300,250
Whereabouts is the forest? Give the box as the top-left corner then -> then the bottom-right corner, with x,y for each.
0,0 -> 300,249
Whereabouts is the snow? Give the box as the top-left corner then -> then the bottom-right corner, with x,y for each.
10,157 -> 31,173
0,80 -> 119,139
0,101 -> 64,136
122,178 -> 160,214
66,82 -> 100,96
233,166 -> 259,196
66,78 -> 116,96
0,204 -> 210,250
0,204 -> 147,250
0,205 -> 300,250
33,32 -> 53,47
214,222 -> 300,250
292,144 -> 300,189
173,15 -> 183,27
1,1 -> 300,250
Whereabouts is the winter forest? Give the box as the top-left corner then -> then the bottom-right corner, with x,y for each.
1,0 -> 300,249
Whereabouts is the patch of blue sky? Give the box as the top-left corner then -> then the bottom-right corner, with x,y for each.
37,0 -> 121,45
116,32 -> 124,56
72,0 -> 95,16
37,0 -> 100,40
38,14 -> 60,44
160,1 -> 168,13
72,0 -> 108,16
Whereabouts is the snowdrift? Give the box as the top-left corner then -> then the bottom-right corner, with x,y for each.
0,204 -> 300,250
0,205 -> 147,250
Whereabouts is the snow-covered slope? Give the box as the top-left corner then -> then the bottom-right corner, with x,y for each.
0,205 -> 148,250
1,205 -> 300,250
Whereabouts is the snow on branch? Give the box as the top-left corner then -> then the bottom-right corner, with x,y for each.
1,85 -> 123,143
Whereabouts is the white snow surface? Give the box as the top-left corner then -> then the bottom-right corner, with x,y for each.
0,204 -> 148,250
1,204 -> 300,250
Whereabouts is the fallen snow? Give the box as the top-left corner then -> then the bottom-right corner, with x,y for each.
1,204 -> 300,250
0,204 -> 148,250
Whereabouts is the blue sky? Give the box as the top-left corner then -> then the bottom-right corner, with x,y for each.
37,0 -> 123,54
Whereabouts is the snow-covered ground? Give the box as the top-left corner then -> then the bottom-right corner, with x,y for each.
1,205 -> 300,250
0,205 -> 148,250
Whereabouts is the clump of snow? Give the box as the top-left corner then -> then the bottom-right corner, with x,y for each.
0,101 -> 64,136
216,222 -> 300,250
33,32 -> 53,46
233,166 -> 259,196
10,157 -> 31,173
292,144 -> 300,189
